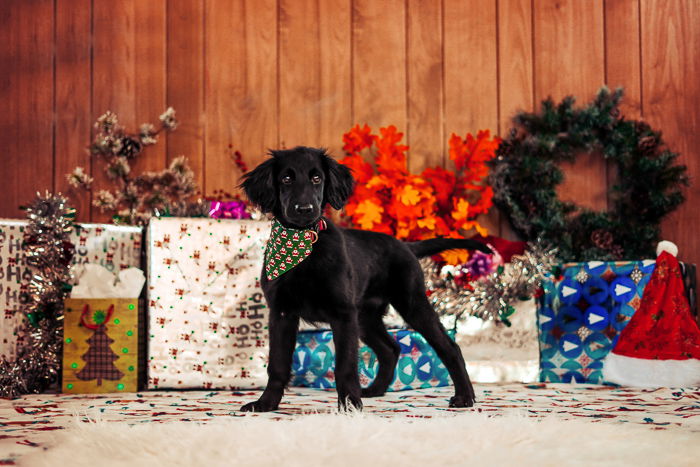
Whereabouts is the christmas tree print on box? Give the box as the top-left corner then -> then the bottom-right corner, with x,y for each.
75,304 -> 124,385
63,299 -> 138,393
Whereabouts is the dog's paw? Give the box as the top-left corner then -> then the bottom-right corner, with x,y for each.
240,399 -> 279,412
361,386 -> 386,398
338,395 -> 363,412
449,395 -> 476,408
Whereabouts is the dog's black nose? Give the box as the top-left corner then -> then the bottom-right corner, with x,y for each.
294,203 -> 313,214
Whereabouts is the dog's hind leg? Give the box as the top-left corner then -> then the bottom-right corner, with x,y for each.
391,292 -> 476,408
359,307 -> 400,397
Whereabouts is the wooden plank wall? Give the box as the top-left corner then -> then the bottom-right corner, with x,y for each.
1,0 -> 699,266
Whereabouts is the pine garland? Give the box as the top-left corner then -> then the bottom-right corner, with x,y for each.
489,88 -> 688,261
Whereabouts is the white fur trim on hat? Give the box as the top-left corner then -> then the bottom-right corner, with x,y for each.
603,352 -> 700,388
656,240 -> 678,257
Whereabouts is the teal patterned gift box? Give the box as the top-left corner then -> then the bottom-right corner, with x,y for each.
291,328 -> 453,391
537,260 -> 696,384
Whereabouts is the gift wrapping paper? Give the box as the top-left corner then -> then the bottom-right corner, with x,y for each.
301,303 -> 539,384
291,328 -> 455,391
62,298 -> 140,393
537,260 -> 697,384
457,299 -> 539,383
0,220 -> 142,362
147,217 -> 271,389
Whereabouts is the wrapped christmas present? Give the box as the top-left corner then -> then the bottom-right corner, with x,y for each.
147,217 -> 271,389
291,328 -> 454,391
421,236 -> 547,383
457,299 -> 539,383
0,220 -> 142,362
62,265 -> 145,393
0,220 -> 30,361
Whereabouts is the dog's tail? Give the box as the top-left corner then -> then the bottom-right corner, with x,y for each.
406,238 -> 492,259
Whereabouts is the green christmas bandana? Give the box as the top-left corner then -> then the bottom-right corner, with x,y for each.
264,218 -> 316,280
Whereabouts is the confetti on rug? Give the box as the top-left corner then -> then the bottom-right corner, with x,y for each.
1,383 -> 698,465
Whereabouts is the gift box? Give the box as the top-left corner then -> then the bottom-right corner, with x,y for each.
298,302 -> 540,384
457,299 -> 539,383
0,220 -> 30,362
537,260 -> 697,384
62,265 -> 145,393
70,223 -> 143,274
0,220 -> 142,362
291,328 -> 454,391
147,217 -> 271,389
62,298 -> 140,393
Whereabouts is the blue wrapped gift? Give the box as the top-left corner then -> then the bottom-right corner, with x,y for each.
537,260 -> 696,384
291,328 -> 454,391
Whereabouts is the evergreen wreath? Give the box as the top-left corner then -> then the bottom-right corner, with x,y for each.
489,88 -> 688,261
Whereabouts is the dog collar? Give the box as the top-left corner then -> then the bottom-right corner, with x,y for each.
264,218 -> 327,280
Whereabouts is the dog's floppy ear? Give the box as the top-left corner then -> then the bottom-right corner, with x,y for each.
240,157 -> 277,213
322,152 -> 355,210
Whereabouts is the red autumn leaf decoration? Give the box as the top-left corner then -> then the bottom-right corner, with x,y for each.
339,125 -> 501,264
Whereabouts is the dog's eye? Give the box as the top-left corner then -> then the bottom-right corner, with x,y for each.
311,175 -> 322,184
281,176 -> 292,185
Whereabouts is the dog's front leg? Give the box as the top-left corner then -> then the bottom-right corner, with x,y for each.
330,315 -> 363,411
240,311 -> 299,412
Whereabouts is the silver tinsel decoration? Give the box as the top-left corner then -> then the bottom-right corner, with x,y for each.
0,193 -> 75,399
423,241 -> 559,326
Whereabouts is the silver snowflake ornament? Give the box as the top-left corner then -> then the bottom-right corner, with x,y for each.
575,269 -> 590,284
630,266 -> 643,284
577,326 -> 593,341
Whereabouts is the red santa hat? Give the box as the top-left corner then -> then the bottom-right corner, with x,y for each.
603,242 -> 700,387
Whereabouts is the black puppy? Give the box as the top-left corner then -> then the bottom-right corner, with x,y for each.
240,146 -> 490,412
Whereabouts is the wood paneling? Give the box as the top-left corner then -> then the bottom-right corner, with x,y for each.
498,0 -> 533,135
279,0 -> 352,159
1,0 -> 700,266
605,0 -> 642,118
641,0 -> 700,267
497,0 -> 534,241
406,0 -> 443,172
352,0 -> 407,130
167,0 -> 205,193
534,0 -> 607,213
0,2 -> 19,217
318,0 -> 352,159
55,0 -> 92,222
279,0 -> 322,148
205,0 -> 278,194
132,2 -> 167,174
604,0 -> 642,213
92,1 -> 166,221
0,1 -> 54,218
444,0 -> 498,137
533,0 -> 606,103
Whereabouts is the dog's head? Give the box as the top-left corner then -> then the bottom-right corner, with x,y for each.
240,147 -> 355,228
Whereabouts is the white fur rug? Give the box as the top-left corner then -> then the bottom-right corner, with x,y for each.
23,413 -> 699,467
